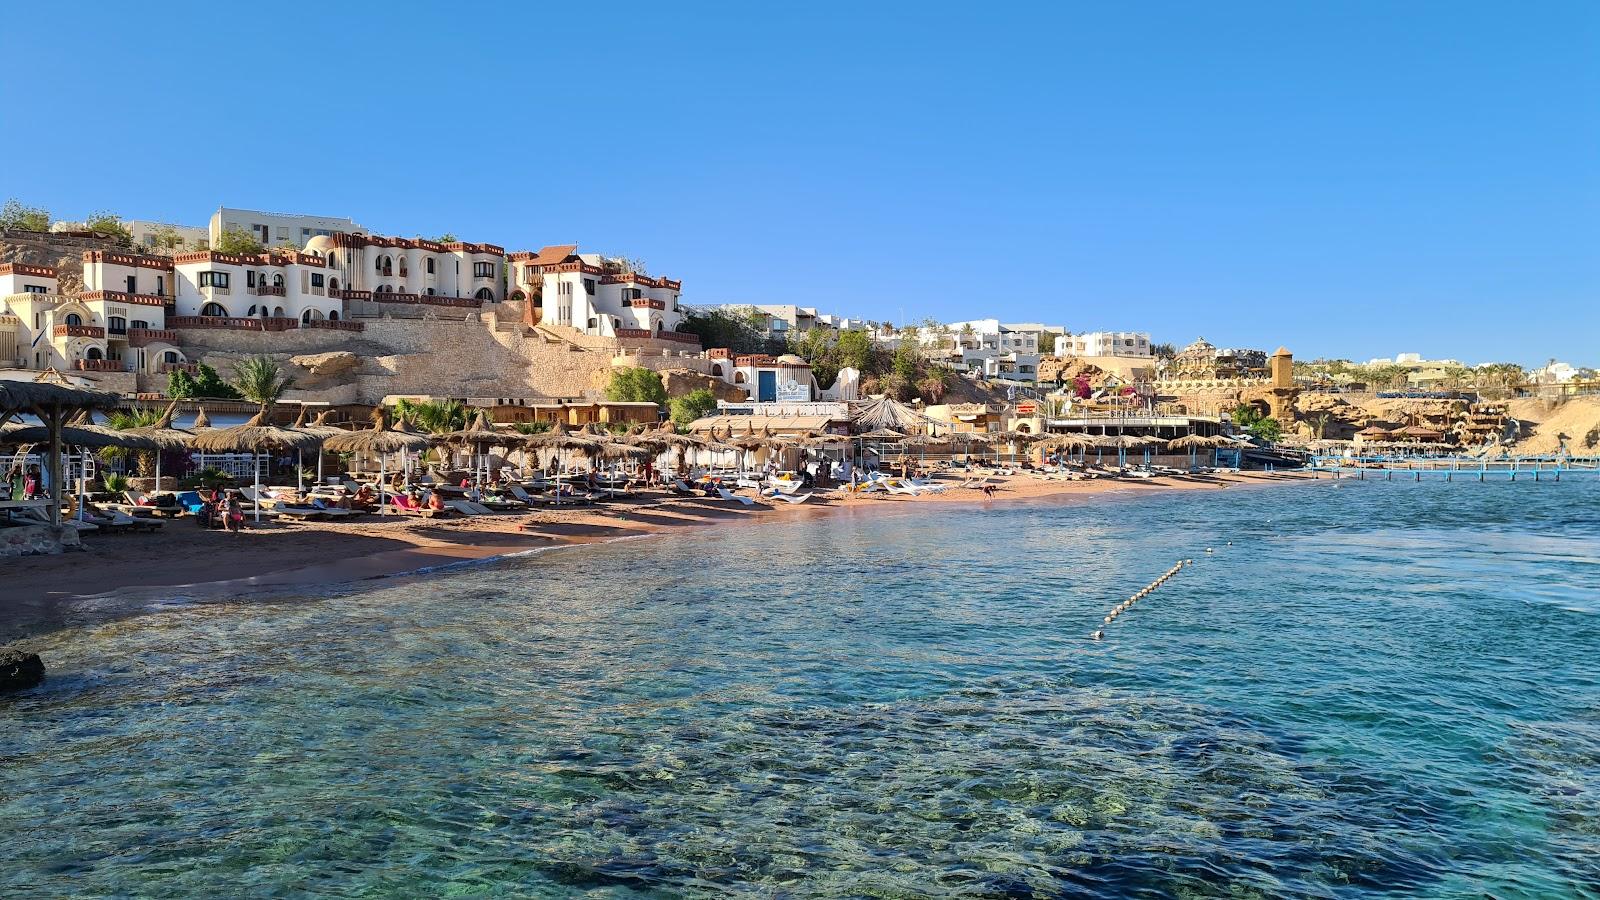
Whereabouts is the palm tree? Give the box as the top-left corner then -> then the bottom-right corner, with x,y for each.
230,356 -> 295,413
100,408 -> 164,471
392,398 -> 467,435
1305,412 -> 1332,440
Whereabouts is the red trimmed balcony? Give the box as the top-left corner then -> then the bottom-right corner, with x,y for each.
54,324 -> 105,338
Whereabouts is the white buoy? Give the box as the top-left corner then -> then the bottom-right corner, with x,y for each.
1104,615 -> 1114,624
1091,630 -> 1103,641
1206,548 -> 1213,554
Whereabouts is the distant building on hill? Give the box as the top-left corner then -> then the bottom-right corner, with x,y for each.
208,207 -> 366,249
1057,331 -> 1151,358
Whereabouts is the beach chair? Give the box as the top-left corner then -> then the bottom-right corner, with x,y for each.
770,491 -> 813,504
670,479 -> 699,497
242,486 -> 328,520
174,491 -> 207,515
716,487 -> 757,506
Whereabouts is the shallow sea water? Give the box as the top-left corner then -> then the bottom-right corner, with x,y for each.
2,479 -> 1598,898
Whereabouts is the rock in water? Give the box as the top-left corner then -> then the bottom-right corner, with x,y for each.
0,649 -> 45,693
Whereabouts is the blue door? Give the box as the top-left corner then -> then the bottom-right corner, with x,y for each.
757,370 -> 777,402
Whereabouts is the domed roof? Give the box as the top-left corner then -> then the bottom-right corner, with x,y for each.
303,234 -> 335,255
1182,336 -> 1215,353
775,354 -> 810,366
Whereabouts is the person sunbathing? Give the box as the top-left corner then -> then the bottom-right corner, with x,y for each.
427,491 -> 447,512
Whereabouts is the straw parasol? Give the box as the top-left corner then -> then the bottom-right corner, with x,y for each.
188,410 -> 320,521
522,422 -> 605,500
857,428 -> 906,441
322,410 -> 434,513
440,411 -> 513,487
121,402 -> 196,492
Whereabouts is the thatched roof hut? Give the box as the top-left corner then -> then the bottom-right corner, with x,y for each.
850,396 -> 930,434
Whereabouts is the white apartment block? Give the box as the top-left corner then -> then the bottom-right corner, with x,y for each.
509,245 -> 686,339
172,249 -> 343,324
311,233 -> 504,313
923,319 -> 1041,382
209,207 -> 366,249
1057,331 -> 1151,358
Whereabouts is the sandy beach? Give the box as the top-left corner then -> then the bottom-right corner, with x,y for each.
5,469 -> 1316,640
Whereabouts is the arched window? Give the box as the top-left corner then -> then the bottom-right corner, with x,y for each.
163,351 -> 179,364
474,287 -> 494,301
425,258 -> 434,274
381,255 -> 393,276
247,305 -> 258,316
425,288 -> 435,296
329,277 -> 339,293
734,372 -> 747,384
272,274 -> 283,287
374,256 -> 384,273
586,318 -> 598,330
398,259 -> 408,277
302,310 -> 313,323
85,347 -> 103,360
202,302 -> 227,317
65,313 -> 83,326
272,307 -> 284,317
329,311 -> 339,321
711,364 -> 724,377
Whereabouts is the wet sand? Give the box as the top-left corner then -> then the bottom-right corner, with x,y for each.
4,469 -> 1315,640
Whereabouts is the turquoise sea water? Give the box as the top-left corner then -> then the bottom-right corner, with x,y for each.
2,479 -> 1598,898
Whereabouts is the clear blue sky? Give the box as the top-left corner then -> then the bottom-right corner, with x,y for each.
3,2 -> 1595,365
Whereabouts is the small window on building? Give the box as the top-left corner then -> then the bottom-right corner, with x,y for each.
474,261 -> 495,278
23,285 -> 46,294
311,273 -> 325,288
425,258 -> 435,274
198,271 -> 229,288
583,278 -> 595,295
247,271 -> 257,287
66,313 -> 83,326
131,320 -> 148,330
164,351 -> 179,364
108,316 -> 127,333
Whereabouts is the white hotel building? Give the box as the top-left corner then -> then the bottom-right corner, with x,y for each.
171,249 -> 344,325
1058,331 -> 1152,358
509,245 -> 687,339
1,254 -> 191,376
309,233 -> 505,314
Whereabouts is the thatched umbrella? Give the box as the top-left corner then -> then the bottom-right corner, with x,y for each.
0,373 -> 121,526
1167,432 -> 1224,469
441,411 -> 512,488
323,410 -> 434,513
123,401 -> 194,492
522,422 -> 605,502
6,416 -> 158,523
299,409 -> 350,487
192,410 -> 321,521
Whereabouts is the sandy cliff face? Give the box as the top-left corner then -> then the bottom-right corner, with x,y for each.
1505,396 -> 1600,454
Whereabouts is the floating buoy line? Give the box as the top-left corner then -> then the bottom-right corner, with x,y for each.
1090,557 -> 1196,641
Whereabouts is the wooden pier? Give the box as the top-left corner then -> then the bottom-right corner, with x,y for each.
1308,454 -> 1599,481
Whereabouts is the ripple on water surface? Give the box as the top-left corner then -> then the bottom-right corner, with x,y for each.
2,479 -> 1600,897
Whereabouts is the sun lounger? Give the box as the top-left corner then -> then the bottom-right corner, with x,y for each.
716,487 -> 757,506
770,491 -> 813,504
